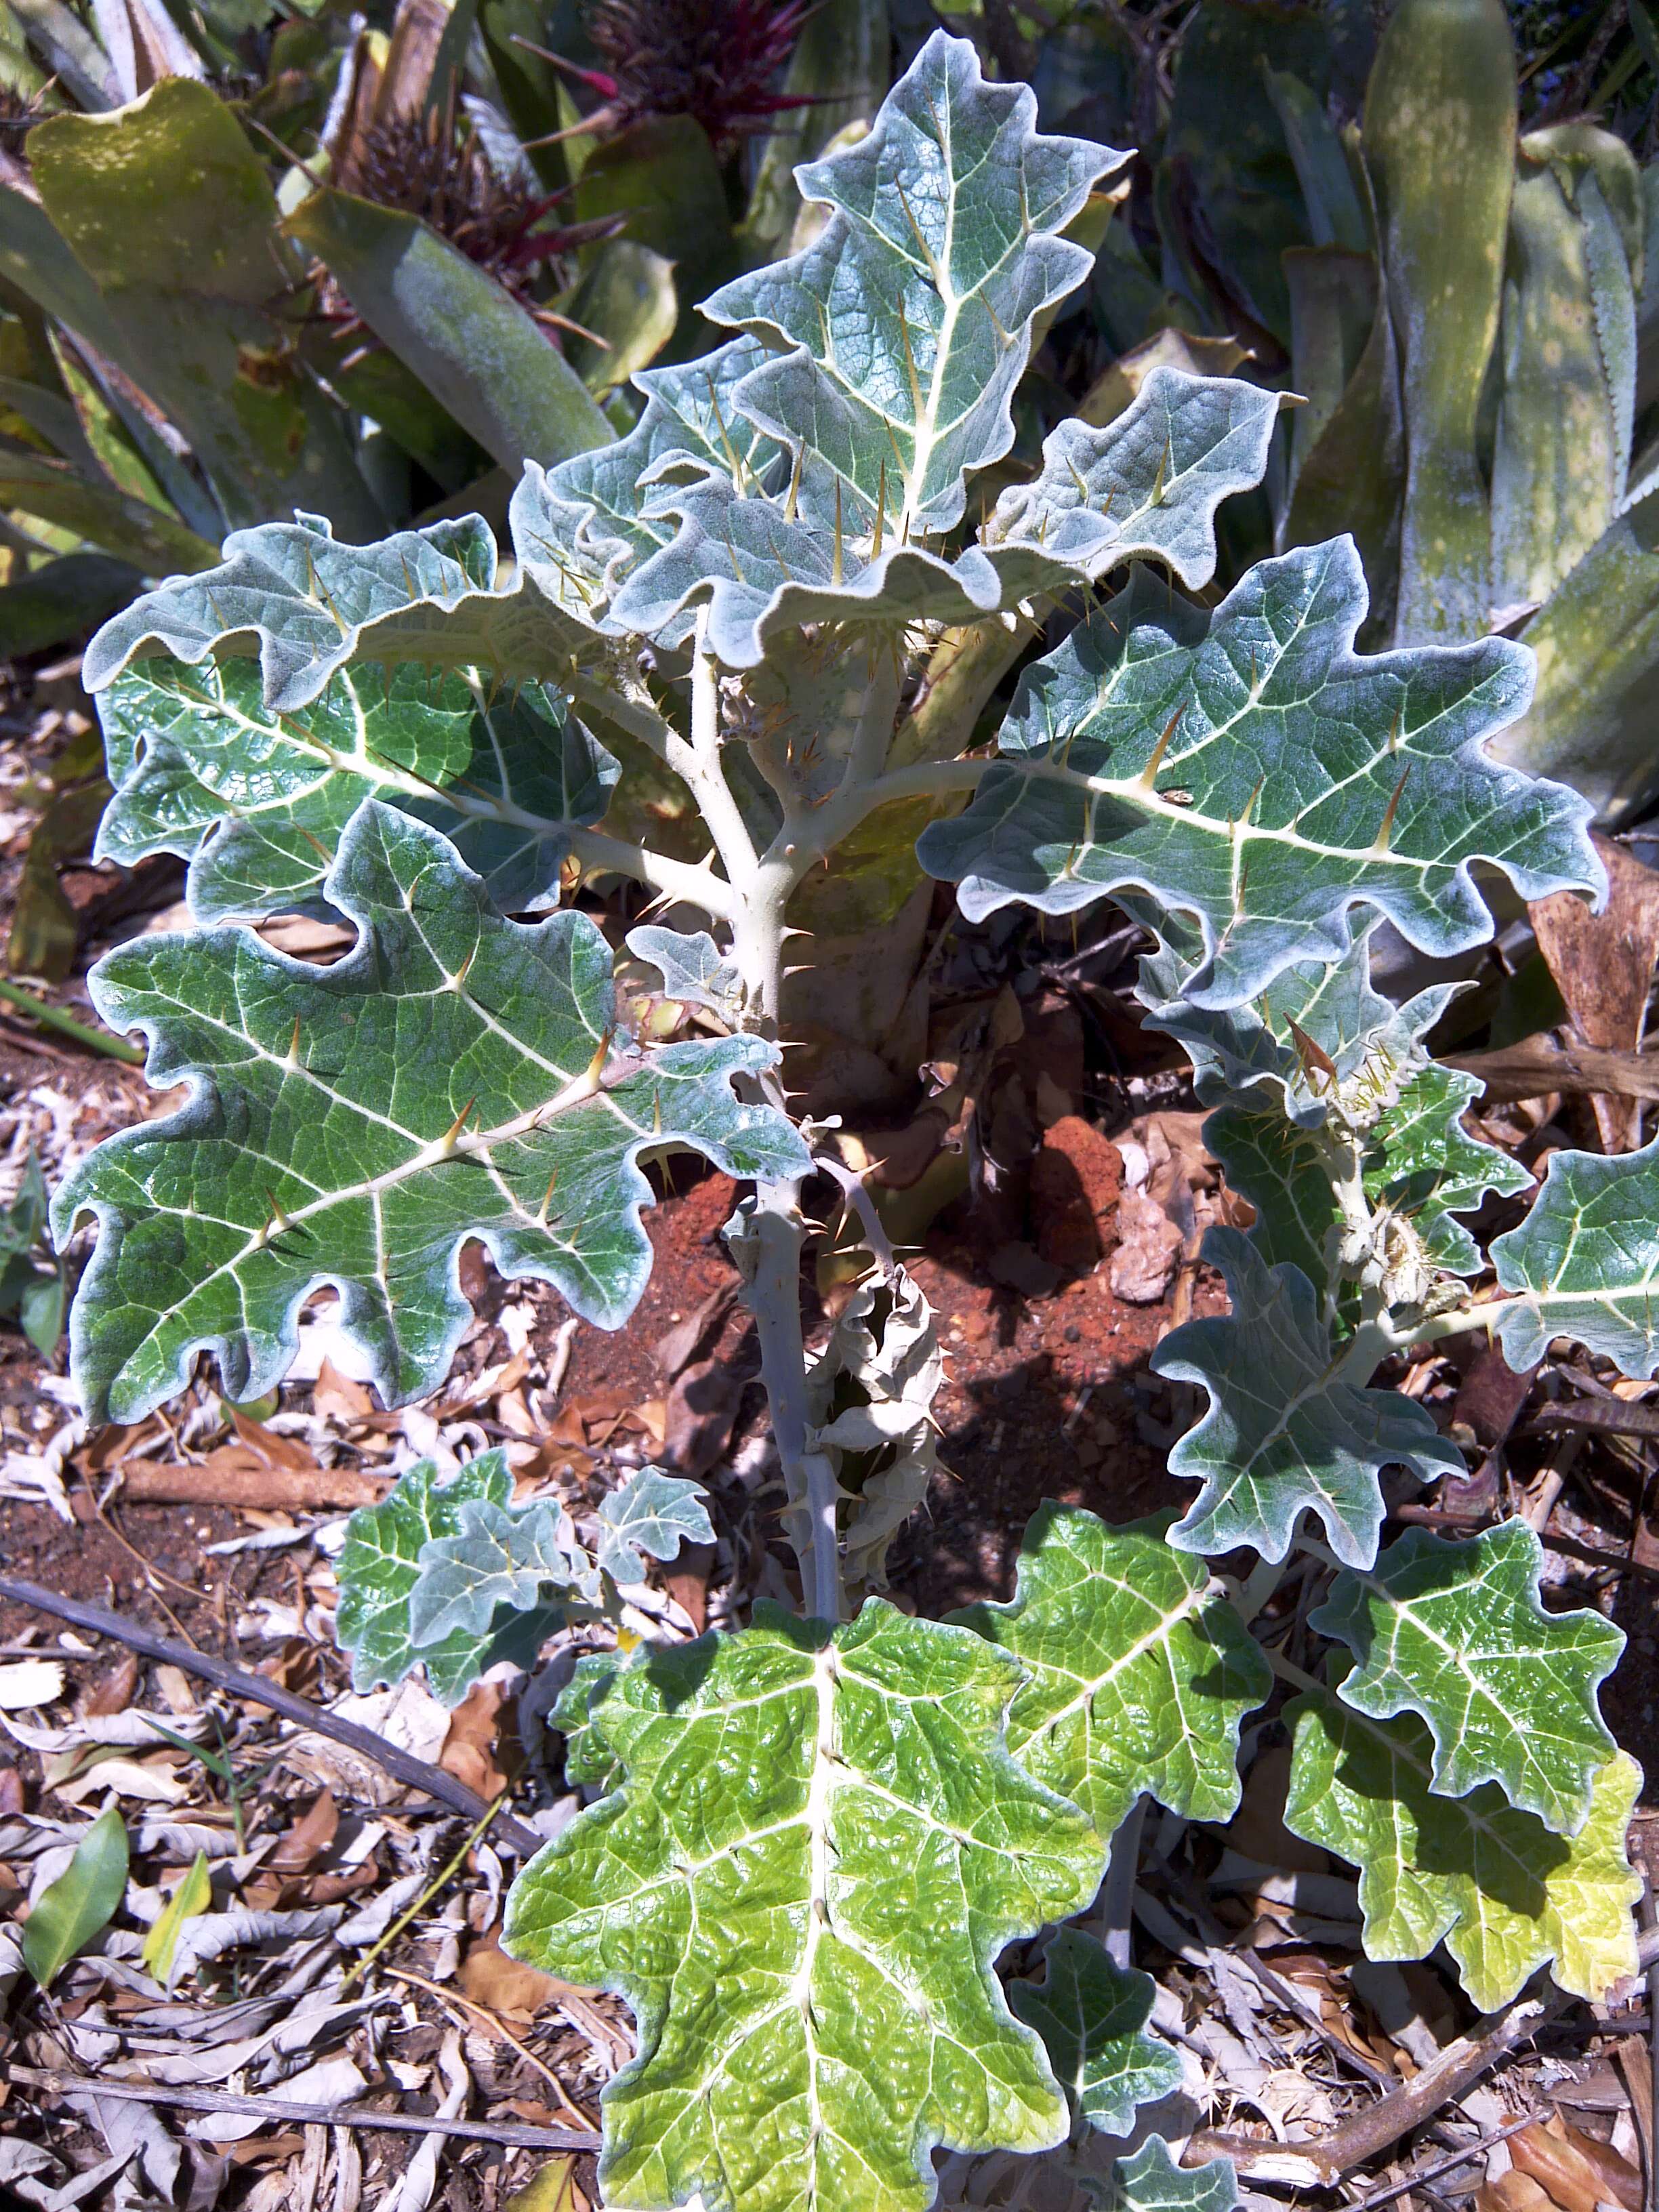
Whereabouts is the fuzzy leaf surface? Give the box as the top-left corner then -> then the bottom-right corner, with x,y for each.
1490,1137 -> 1659,1374
503,1601 -> 1105,2212
56,802 -> 808,1425
1284,1679 -> 1641,2010
97,655 -> 616,922
919,541 -> 1601,1010
411,1494 -> 596,1647
1153,1229 -> 1463,1568
1311,1521 -> 1622,1835
1107,2138 -> 1238,2212
953,1504 -> 1269,1841
1008,1931 -> 1181,2135
626,926 -> 743,1020
595,1467 -> 715,1586
83,513 -> 581,713
334,1454 -> 564,1702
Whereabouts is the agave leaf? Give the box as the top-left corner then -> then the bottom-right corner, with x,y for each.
29,80 -> 382,538
503,1601 -> 1105,2212
1009,1930 -> 1181,2135
743,0 -> 892,255
97,655 -> 616,922
594,1466 -> 714,1586
1153,1227 -> 1463,1568
1284,1676 -> 1640,2011
918,540 -> 1599,1011
284,189 -> 613,475
1279,247 -> 1379,516
953,1504 -> 1270,1841
1311,1521 -> 1622,1835
82,512 -> 580,713
1488,1134 -> 1659,1374
1106,2139 -> 1238,2212
55,802 -> 808,1425
0,445 -> 217,576
0,552 -> 140,659
1362,0 -> 1515,644
560,241 -> 678,398
573,115 -> 737,308
335,1453 -> 568,1702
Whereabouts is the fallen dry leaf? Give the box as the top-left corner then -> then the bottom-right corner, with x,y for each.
1531,832 -> 1659,1151
269,1788 -> 339,1875
459,1931 -> 566,2022
1511,2116 -> 1642,2212
81,1652 -> 139,1717
441,1680 -> 516,1802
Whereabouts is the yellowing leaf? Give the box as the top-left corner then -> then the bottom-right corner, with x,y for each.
141,1847 -> 212,1988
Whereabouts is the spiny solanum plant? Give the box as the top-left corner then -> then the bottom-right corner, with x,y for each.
50,33 -> 1654,2212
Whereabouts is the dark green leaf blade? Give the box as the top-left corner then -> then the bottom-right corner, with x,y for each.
1008,1930 -> 1181,2135
22,1803 -> 129,1987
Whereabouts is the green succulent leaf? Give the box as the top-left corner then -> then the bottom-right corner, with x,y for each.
1490,1136 -> 1659,1374
595,1467 -> 714,1586
1310,1521 -> 1622,1835
97,654 -> 617,922
56,802 -> 809,1426
703,30 -> 1119,545
1153,1228 -> 1463,1568
1008,1930 -> 1181,2136
502,1600 -> 1105,2212
335,1453 -> 565,1702
1284,1675 -> 1641,2012
918,541 -> 1601,1011
952,1504 -> 1270,1841
1105,2138 -> 1238,2212
83,512 -> 580,714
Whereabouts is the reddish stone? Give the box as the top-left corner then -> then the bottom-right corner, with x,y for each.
1029,1115 -> 1124,1275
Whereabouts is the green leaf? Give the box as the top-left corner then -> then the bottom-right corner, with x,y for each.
742,0 -> 890,255
1361,0 -> 1515,644
1284,1677 -> 1641,2011
1008,1930 -> 1181,2135
411,1494 -> 596,1646
1489,1135 -> 1659,1374
560,241 -> 678,398
503,1601 -> 1106,2212
0,445 -> 218,575
56,802 -> 809,1425
1310,1521 -> 1622,1835
595,1467 -> 714,1586
284,188 -> 613,476
626,926 -> 742,1020
22,1803 -> 129,1988
335,1453 -> 569,1702
29,80 -> 382,539
0,552 -> 142,659
952,1504 -> 1270,1841
141,1848 -> 211,1989
1106,2138 -> 1237,2212
918,541 -> 1599,1010
97,654 -> 616,923
552,1650 -> 625,1789
83,511 -> 579,714
1153,1227 -> 1463,1567
704,30 -> 1120,546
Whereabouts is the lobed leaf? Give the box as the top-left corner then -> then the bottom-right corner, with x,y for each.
56,802 -> 808,1425
1284,1677 -> 1641,2011
1008,1930 -> 1181,2136
594,1467 -> 715,1587
98,655 -> 616,923
626,926 -> 743,1021
1153,1229 -> 1463,1568
952,1504 -> 1270,1841
504,1601 -> 1106,2212
410,1494 -> 596,1648
1106,2138 -> 1238,2212
334,1454 -> 567,1702
918,541 -> 1601,1012
1489,1136 -> 1659,1374
1310,1521 -> 1622,1835
83,512 -> 581,714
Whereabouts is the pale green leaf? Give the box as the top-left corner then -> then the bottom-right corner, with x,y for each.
952,1504 -> 1269,1841
1152,1228 -> 1463,1568
56,802 -> 809,1425
97,654 -> 616,923
1106,2138 -> 1237,2212
411,1494 -> 596,1647
1311,1521 -> 1622,1835
1284,1677 -> 1641,2011
141,1848 -> 211,1989
918,541 -> 1600,1011
1490,1135 -> 1659,1374
1008,1931 -> 1181,2135
22,1802 -> 129,1987
594,1467 -> 714,1586
626,926 -> 743,1019
83,512 -> 582,714
503,1601 -> 1105,2212
335,1453 -> 565,1702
